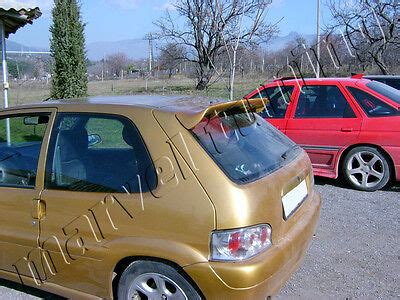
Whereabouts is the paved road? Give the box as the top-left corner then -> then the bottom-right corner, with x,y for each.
1,178 -> 399,299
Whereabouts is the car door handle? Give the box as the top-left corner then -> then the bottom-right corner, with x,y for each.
341,127 -> 353,132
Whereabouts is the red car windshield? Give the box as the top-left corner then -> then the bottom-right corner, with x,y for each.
191,112 -> 300,184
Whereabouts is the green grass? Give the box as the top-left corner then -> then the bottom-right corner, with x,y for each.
6,75 -> 267,106
7,81 -> 51,106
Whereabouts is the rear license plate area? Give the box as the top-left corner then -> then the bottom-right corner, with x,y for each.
282,179 -> 308,220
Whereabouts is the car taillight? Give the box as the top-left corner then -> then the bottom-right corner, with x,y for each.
306,171 -> 314,193
211,224 -> 272,261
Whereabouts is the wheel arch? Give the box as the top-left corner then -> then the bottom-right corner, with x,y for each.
112,256 -> 205,299
337,143 -> 396,180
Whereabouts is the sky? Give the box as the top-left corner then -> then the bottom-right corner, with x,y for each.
3,0 -> 332,49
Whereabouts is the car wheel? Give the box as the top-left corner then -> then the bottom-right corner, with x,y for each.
117,260 -> 202,300
342,146 -> 390,191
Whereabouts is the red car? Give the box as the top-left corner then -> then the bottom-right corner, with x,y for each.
245,77 -> 400,191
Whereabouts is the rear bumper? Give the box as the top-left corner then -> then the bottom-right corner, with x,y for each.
184,191 -> 321,299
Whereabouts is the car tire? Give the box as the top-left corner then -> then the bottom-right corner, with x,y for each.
117,260 -> 202,300
342,146 -> 391,192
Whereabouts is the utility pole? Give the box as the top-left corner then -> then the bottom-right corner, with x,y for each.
316,0 -> 321,78
145,33 -> 154,75
0,6 -> 41,145
0,20 -> 11,145
300,54 -> 304,72
102,52 -> 105,82
262,54 -> 265,73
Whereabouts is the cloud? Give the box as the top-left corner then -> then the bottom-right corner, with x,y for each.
269,0 -> 285,9
161,0 -> 177,11
153,0 -> 177,12
104,0 -> 141,10
1,0 -> 53,11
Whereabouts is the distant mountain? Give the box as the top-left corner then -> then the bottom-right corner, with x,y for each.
7,39 -> 151,61
265,32 -> 315,52
7,32 -> 316,61
85,32 -> 316,60
6,40 -> 48,53
86,39 -> 155,61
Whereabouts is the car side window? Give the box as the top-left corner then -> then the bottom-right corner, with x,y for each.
45,113 -> 157,193
347,87 -> 399,117
0,114 -> 50,188
250,86 -> 294,118
295,85 -> 356,118
86,118 -> 131,149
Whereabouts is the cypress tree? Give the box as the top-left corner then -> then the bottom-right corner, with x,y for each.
50,0 -> 87,99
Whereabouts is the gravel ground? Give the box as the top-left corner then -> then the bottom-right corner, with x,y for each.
278,178 -> 400,299
1,178 -> 399,299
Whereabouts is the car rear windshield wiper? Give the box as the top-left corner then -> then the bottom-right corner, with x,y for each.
281,145 -> 299,160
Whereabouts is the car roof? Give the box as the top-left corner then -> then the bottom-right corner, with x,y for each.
270,77 -> 368,85
363,75 -> 400,78
363,75 -> 400,80
243,77 -> 371,99
6,94 -> 226,113
3,95 -> 269,129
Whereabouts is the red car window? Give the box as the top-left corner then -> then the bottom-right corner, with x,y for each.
295,85 -> 356,118
250,86 -> 294,119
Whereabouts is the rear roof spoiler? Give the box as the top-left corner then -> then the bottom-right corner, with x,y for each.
351,73 -> 364,79
273,76 -> 296,82
176,98 -> 268,129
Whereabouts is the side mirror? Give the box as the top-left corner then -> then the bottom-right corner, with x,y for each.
88,134 -> 102,147
23,116 -> 49,125
23,116 -> 40,125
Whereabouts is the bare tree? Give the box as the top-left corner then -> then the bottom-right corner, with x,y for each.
216,1 -> 276,100
155,0 -> 278,90
284,36 -> 310,76
327,0 -> 399,75
106,53 -> 130,78
158,43 -> 186,78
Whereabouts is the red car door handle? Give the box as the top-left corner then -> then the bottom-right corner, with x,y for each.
341,127 -> 353,132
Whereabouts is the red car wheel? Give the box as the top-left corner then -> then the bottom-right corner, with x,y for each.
343,146 -> 391,191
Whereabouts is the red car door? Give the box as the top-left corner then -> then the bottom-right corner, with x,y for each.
285,82 -> 362,178
248,84 -> 295,133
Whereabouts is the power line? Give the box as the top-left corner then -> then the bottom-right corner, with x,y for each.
6,50 -> 50,55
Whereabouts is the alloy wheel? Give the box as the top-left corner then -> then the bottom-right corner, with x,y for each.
127,272 -> 188,300
345,150 -> 385,190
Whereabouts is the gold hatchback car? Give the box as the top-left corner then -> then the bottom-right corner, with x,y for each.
0,95 -> 321,299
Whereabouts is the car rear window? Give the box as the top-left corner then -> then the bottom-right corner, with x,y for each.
364,77 -> 400,90
366,81 -> 400,104
191,112 -> 301,184
347,87 -> 399,117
